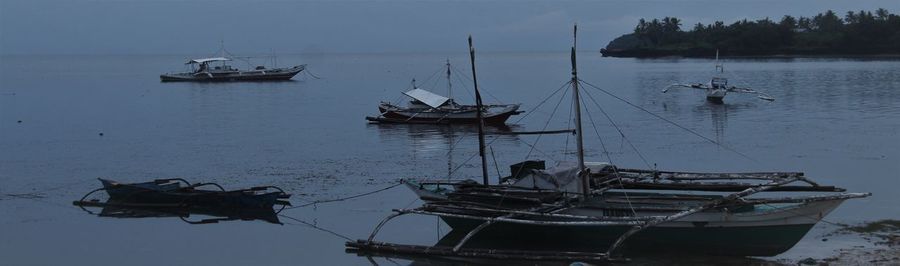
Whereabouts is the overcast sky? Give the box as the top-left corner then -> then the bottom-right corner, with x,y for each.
1,0 -> 897,55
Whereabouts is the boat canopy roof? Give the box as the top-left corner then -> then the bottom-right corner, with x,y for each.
403,88 -> 450,109
186,57 -> 231,64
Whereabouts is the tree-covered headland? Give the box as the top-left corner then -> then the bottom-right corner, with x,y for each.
601,9 -> 900,57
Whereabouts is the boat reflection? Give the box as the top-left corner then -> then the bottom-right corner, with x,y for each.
692,101 -> 755,143
75,198 -> 284,225
368,123 -> 522,152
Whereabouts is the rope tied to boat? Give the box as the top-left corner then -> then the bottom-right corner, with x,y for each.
285,181 -> 404,210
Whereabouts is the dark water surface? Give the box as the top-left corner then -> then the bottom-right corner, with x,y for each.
1,53 -> 898,265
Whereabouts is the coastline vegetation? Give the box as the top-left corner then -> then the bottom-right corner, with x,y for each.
601,9 -> 900,57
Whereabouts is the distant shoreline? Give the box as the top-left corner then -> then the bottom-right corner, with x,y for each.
604,9 -> 900,60
599,49 -> 900,59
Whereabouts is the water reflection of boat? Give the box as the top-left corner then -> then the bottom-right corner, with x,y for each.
366,61 -> 522,125
75,199 -> 284,224
73,178 -> 290,224
349,28 -> 869,262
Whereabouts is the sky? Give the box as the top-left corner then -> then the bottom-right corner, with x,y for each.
1,0 -> 898,55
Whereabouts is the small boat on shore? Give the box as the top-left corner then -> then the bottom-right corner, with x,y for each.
366,61 -> 522,125
160,57 -> 305,82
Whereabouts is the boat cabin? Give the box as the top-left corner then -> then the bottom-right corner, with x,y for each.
711,77 -> 728,89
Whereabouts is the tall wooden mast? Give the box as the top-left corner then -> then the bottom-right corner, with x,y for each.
571,25 -> 589,199
468,36 -> 490,185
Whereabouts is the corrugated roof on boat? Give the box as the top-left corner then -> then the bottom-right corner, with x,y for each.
403,88 -> 450,109
186,57 -> 231,64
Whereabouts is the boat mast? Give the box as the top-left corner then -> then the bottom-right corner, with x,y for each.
571,25 -> 589,199
446,59 -> 453,99
468,36 -> 490,185
715,49 -> 723,73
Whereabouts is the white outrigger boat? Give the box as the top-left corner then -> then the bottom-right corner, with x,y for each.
347,28 -> 869,262
663,51 -> 775,103
160,57 -> 305,82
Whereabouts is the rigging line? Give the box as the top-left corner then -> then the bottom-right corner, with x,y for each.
493,84 -> 573,208
448,63 -> 502,103
444,131 -> 554,181
578,78 -> 758,163
564,95 -> 574,162
580,84 -> 653,169
449,70 -> 475,102
491,84 -> 571,207
579,95 -> 637,215
519,83 -> 571,164
443,81 -> 571,179
414,66 -> 446,91
284,182 -> 403,210
279,214 -> 353,241
490,146 -> 503,181
511,80 -> 573,125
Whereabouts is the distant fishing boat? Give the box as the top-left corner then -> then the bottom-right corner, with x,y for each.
366,61 -> 522,125
160,57 -> 305,82
663,50 -> 774,103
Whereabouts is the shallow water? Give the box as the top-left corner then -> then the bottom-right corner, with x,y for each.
1,53 -> 898,265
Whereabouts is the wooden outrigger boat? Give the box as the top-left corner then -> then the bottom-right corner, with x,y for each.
663,50 -> 774,103
366,61 -> 522,125
73,178 -> 290,224
75,178 -> 290,210
160,57 -> 306,82
347,28 -> 869,262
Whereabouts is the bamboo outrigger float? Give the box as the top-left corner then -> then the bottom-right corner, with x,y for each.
347,27 -> 869,262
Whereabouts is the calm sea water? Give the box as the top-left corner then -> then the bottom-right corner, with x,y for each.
1,53 -> 898,265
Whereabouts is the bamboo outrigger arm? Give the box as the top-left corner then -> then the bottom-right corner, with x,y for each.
365,212 -> 409,244
402,208 -> 646,226
452,217 -> 503,252
422,203 -> 665,221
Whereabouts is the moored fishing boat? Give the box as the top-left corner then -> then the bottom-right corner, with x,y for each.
348,27 -> 870,261
160,57 -> 305,82
663,50 -> 775,103
85,178 -> 290,209
366,61 -> 522,125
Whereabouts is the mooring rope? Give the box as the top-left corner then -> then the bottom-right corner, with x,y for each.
285,182 -> 404,210
278,213 -> 354,241
303,67 -> 322,79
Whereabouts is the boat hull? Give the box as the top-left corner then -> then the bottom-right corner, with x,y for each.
373,104 -> 521,125
439,219 -> 814,256
160,65 -> 305,82
99,179 -> 282,209
434,198 -> 845,256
